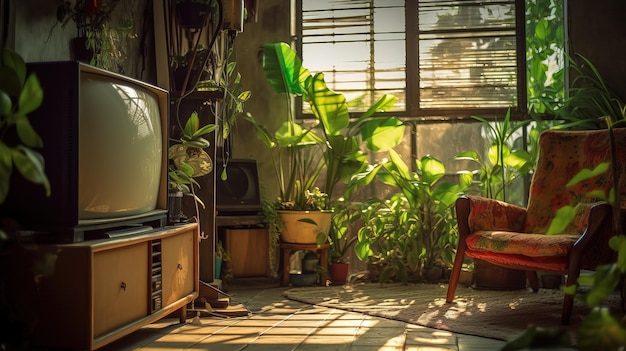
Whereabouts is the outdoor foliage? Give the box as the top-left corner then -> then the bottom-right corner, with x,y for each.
526,0 -> 565,117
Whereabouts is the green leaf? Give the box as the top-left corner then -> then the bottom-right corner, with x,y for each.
609,235 -> 626,273
582,264 -> 620,307
238,90 -> 252,102
15,115 -> 43,148
566,162 -> 610,187
388,149 -> 411,180
353,94 -> 397,125
534,18 -> 549,40
361,117 -> 405,152
420,155 -> 445,186
354,240 -> 372,261
193,123 -> 217,137
183,111 -> 200,136
262,42 -> 310,96
18,74 -> 43,115
454,150 -> 480,162
3,48 -> 26,86
307,72 -> 349,136
0,145 -> 11,203
576,307 -> 626,351
0,90 -> 11,115
183,138 -> 210,148
11,146 -> 50,196
546,205 -> 575,235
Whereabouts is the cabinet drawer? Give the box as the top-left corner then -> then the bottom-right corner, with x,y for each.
93,242 -> 149,338
161,229 -> 195,306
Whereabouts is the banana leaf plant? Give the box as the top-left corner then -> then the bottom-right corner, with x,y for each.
244,42 -> 406,210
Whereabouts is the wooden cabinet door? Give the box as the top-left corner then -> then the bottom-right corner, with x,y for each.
93,242 -> 149,338
162,229 -> 195,306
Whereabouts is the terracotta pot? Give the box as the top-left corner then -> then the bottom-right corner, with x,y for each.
278,210 -> 332,244
329,262 -> 349,285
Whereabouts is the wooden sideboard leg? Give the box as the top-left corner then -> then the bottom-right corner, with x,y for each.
179,305 -> 187,324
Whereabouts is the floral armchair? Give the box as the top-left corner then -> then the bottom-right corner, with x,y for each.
446,128 -> 626,325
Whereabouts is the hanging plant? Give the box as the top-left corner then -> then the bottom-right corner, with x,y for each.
55,0 -> 134,73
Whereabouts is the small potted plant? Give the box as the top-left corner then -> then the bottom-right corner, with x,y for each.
167,111 -> 216,224
56,0 -> 134,73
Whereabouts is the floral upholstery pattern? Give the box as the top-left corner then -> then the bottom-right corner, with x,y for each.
464,129 -> 626,262
448,128 -> 625,324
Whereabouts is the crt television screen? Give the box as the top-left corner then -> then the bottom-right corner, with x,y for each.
78,73 -> 163,219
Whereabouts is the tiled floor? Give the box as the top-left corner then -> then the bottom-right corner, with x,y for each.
101,286 -> 506,351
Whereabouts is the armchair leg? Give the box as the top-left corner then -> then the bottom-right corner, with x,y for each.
446,247 -> 466,303
561,267 -> 581,325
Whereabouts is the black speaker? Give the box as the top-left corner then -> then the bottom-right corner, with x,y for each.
215,159 -> 262,215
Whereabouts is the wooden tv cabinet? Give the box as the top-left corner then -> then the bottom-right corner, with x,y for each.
22,223 -> 199,350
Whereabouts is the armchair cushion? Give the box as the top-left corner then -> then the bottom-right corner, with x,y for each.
466,230 -> 579,257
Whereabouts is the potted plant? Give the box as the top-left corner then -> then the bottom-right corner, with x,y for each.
244,42 -> 405,246
325,197 -> 358,284
167,111 -> 216,224
346,154 -> 471,283
56,0 -> 134,73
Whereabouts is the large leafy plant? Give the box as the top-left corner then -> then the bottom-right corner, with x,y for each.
245,42 -> 405,211
347,151 -> 472,282
0,49 -> 49,238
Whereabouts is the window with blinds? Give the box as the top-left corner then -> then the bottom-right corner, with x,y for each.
298,0 -> 525,118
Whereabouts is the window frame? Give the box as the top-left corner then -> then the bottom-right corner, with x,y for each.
294,0 -> 528,121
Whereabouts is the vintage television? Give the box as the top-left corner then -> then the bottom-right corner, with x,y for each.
215,158 -> 262,215
1,61 -> 169,243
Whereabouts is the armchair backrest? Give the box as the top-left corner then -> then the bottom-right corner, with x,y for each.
524,128 -> 626,235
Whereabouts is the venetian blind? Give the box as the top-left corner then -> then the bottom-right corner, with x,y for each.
298,0 -> 524,117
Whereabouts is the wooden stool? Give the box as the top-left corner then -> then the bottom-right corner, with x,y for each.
279,242 -> 330,286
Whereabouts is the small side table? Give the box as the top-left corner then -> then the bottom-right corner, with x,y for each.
279,242 -> 330,286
